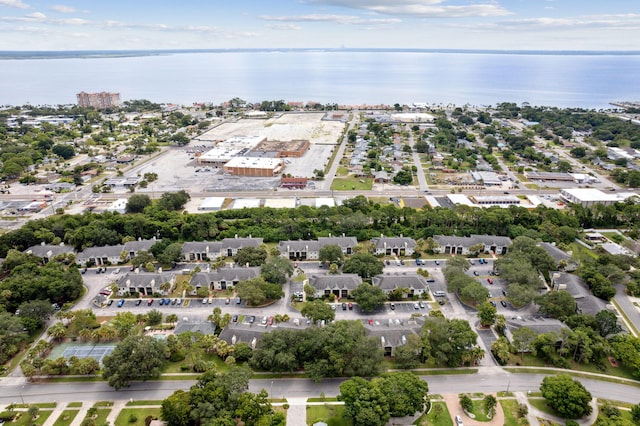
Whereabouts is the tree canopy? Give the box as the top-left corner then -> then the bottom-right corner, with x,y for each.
343,253 -> 384,279
102,335 -> 168,389
352,283 -> 388,313
540,374 -> 593,419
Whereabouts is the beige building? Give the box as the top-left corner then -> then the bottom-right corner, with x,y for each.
76,91 -> 121,109
223,157 -> 284,177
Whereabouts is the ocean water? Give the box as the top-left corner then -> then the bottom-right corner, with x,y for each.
1,50 -> 639,108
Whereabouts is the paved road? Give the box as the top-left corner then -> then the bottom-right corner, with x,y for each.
2,369 -> 639,406
615,283 -> 640,336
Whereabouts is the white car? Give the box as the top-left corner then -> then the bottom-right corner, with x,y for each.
455,415 -> 464,426
202,298 -> 208,304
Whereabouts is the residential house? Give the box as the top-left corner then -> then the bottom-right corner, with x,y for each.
504,316 -> 569,350
115,271 -> 175,296
365,319 -> 422,356
433,234 -> 512,255
221,236 -> 264,258
77,245 -> 125,266
538,242 -> 577,271
317,235 -> 358,255
550,271 -> 607,316
190,266 -> 261,291
372,273 -> 429,297
277,240 -> 321,260
370,235 -> 417,256
124,238 -> 161,259
181,241 -> 223,262
25,243 -> 75,263
307,273 -> 362,298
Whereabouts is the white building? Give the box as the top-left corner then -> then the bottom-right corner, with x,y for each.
560,188 -> 622,207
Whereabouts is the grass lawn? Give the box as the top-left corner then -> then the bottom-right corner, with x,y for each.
499,400 -> 520,426
67,403 -> 83,408
307,404 -> 351,426
163,352 -> 227,373
330,177 -> 373,191
308,397 -> 339,402
31,403 -> 57,408
125,400 -> 162,407
1,410 -> 54,426
468,400 -> 492,422
84,408 -> 111,425
336,166 -> 349,176
52,410 -> 80,426
115,408 -> 162,426
414,402 -> 452,426
528,399 -> 560,418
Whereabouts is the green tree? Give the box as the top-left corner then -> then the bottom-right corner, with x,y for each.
235,277 -> 282,305
339,376 -> 390,426
318,244 -> 345,266
540,374 -> 593,419
260,257 -> 294,284
484,394 -> 497,417
125,194 -> 151,214
595,310 -> 622,337
343,253 -> 384,279
234,246 -> 268,267
17,300 -> 54,332
352,283 -> 387,313
380,372 -> 429,417
512,327 -> 537,359
156,243 -> 183,266
459,394 -> 473,412
161,390 -> 191,426
157,190 -> 190,211
52,144 -> 75,160
300,300 -> 335,324
460,281 -> 490,305
478,302 -> 497,327
535,291 -> 576,319
102,335 -> 168,390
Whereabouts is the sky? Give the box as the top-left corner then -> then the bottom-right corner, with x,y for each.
0,0 -> 638,51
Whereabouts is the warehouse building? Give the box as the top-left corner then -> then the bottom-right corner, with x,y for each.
223,157 -> 284,177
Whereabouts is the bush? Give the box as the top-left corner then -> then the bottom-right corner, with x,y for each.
128,414 -> 138,423
518,403 -> 528,418
145,416 -> 153,426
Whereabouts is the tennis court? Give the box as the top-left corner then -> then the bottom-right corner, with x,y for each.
48,342 -> 115,364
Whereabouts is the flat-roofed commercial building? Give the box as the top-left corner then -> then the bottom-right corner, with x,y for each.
254,139 -> 310,157
198,136 -> 266,166
560,188 -> 621,207
223,157 -> 284,177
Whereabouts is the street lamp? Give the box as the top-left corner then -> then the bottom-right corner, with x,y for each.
506,380 -> 510,395
270,380 -> 274,400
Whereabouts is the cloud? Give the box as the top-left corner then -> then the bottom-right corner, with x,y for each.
260,13 -> 401,25
454,13 -> 640,32
50,4 -> 77,13
25,11 -> 45,19
0,0 -> 29,9
266,23 -> 302,31
307,0 -> 512,18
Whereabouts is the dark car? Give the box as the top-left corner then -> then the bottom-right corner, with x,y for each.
117,299 -> 125,308
490,301 -> 497,307
502,290 -> 507,296
159,298 -> 165,306
434,260 -> 440,265
232,315 -> 238,322
342,302 -> 347,310
135,299 -> 142,306
500,300 -> 507,307
107,299 -> 113,306
147,298 -> 154,306
248,315 -> 256,324
487,278 -> 493,284
473,271 -> 479,276
164,298 -> 171,305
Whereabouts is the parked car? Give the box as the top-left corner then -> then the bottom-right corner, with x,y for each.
113,268 -> 120,274
171,298 -> 177,305
159,299 -> 165,306
267,316 -> 274,325
490,301 -> 497,307
135,299 -> 142,306
434,260 -> 440,265
225,298 -> 230,305
348,302 -> 353,310
455,415 -> 464,426
419,301 -> 425,309
473,271 -> 479,276
248,315 -> 256,324
390,303 -> 395,310
236,297 -> 242,304
176,298 -> 182,305
487,278 -> 493,284
117,299 -> 124,308
107,299 -> 113,306
147,298 -> 154,306
232,315 -> 238,322
413,303 -> 420,310
342,302 -> 347,310
202,298 -> 208,304
500,300 -> 507,307
164,298 -> 171,305
261,316 -> 268,325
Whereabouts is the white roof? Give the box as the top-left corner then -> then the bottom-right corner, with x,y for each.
198,197 -> 225,210
562,188 -> 619,202
224,156 -> 283,169
526,195 -> 543,207
232,198 -> 261,209
446,194 -> 475,206
315,198 -> 335,207
264,198 -> 297,208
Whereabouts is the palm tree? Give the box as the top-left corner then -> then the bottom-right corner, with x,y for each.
47,322 -> 67,341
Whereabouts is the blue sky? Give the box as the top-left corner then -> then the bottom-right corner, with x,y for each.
0,0 -> 638,51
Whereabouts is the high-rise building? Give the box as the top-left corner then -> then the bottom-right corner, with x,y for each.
76,91 -> 121,109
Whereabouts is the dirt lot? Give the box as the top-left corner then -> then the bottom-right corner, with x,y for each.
198,112 -> 345,145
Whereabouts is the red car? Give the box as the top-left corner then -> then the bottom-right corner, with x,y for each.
487,278 -> 493,284
147,298 -> 154,306
267,316 -> 274,326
